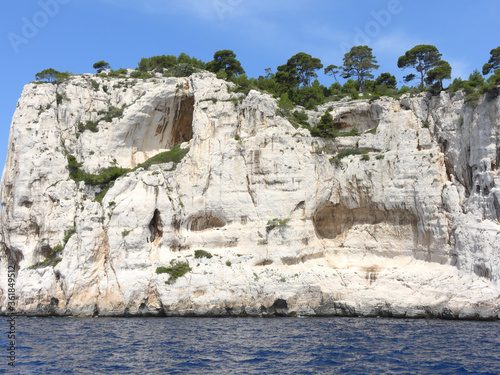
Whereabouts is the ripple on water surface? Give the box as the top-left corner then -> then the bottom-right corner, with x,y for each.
1,316 -> 499,374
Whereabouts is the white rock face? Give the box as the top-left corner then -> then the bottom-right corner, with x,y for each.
1,72 -> 499,318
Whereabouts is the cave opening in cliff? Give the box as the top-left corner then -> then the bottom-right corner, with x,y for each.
329,105 -> 381,133
126,84 -> 195,165
162,93 -> 194,146
40,244 -> 52,258
149,209 -> 163,245
313,205 -> 419,256
150,84 -> 194,150
185,214 -> 226,232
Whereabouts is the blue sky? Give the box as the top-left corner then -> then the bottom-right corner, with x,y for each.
1,0 -> 499,179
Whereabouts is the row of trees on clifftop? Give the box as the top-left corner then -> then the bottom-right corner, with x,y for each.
209,44 -> 499,109
35,45 -> 500,109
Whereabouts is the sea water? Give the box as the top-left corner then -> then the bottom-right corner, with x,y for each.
1,316 -> 499,374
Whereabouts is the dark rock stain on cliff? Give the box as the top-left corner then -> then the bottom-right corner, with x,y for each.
149,209 -> 163,245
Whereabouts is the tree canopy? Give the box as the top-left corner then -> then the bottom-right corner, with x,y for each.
275,65 -> 299,92
138,53 -> 205,73
276,52 -> 323,93
138,55 -> 177,72
287,53 -> 323,87
206,50 -> 245,80
176,52 -> 206,69
35,68 -> 60,83
397,45 -> 442,88
425,60 -> 452,90
374,72 -> 397,90
341,46 -> 379,93
482,46 -> 500,76
325,64 -> 341,83
93,61 -> 111,73
312,110 -> 334,138
468,70 -> 485,87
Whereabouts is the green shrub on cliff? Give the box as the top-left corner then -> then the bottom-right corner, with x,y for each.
83,167 -> 131,186
194,250 -> 213,259
98,106 -> 124,122
335,148 -> 369,159
165,63 -> 198,78
29,244 -> 64,269
329,148 -> 370,167
266,218 -> 290,232
63,227 -> 76,244
156,260 -> 191,284
67,155 -> 129,186
77,121 -> 99,135
130,71 -> 154,79
311,111 -> 359,139
137,145 -> 189,170
107,68 -> 128,77
66,146 -> 190,202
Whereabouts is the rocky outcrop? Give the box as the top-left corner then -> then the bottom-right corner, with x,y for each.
1,72 -> 499,319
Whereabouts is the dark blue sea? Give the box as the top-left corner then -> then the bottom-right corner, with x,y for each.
1,316 -> 499,374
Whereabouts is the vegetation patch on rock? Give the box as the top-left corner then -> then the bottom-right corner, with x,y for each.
29,245 -> 64,269
266,218 -> 290,233
194,250 -> 213,259
156,260 -> 191,284
66,146 -> 189,202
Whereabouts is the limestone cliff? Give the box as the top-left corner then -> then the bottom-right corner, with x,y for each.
1,72 -> 499,318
